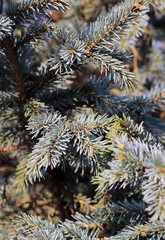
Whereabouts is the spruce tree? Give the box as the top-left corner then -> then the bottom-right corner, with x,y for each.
0,0 -> 165,239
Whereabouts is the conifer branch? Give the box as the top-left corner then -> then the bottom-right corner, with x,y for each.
0,91 -> 16,110
0,15 -> 14,41
6,0 -> 70,17
14,22 -> 54,50
74,194 -> 97,214
85,0 -> 148,52
86,0 -> 148,51
34,76 -> 126,112
108,221 -> 165,239
0,0 -> 164,238
14,213 -> 99,239
2,37 -> 26,101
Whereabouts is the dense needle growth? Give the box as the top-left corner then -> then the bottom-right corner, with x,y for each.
0,0 -> 165,239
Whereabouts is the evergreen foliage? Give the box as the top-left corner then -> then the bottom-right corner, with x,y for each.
0,0 -> 165,239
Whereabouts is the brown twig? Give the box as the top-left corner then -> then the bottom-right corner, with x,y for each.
86,3 -> 143,52
14,26 -> 50,51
